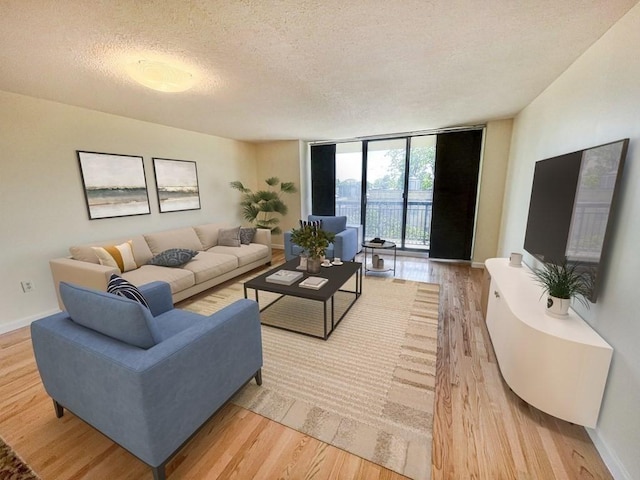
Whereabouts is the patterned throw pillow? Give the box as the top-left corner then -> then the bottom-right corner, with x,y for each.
107,274 -> 150,309
218,226 -> 241,247
239,227 -> 257,245
92,240 -> 137,273
147,248 -> 198,267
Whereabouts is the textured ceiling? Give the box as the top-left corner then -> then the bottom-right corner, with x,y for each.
0,1 -> 637,142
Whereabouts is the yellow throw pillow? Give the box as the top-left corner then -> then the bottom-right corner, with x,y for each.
92,240 -> 137,273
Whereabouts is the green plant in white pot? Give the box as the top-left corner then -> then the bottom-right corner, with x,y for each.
532,261 -> 592,316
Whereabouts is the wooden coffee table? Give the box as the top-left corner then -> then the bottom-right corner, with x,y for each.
243,258 -> 362,340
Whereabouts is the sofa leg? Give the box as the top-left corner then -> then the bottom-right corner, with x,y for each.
255,369 -> 262,386
152,465 -> 166,480
53,400 -> 64,418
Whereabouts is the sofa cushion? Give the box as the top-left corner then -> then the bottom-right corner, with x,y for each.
144,228 -> 203,256
218,226 -> 241,247
121,266 -> 195,294
209,244 -> 269,267
107,274 -> 150,309
92,240 -> 138,273
239,227 -> 257,245
308,215 -> 347,234
147,248 -> 199,267
59,282 -> 160,349
180,252 -> 238,283
193,223 -> 228,250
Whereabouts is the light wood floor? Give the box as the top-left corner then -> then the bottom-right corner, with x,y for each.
0,250 -> 612,479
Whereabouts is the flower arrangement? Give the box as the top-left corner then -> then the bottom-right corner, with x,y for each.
290,220 -> 335,259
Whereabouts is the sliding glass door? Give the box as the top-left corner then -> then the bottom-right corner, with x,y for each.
323,129 -> 480,258
364,139 -> 406,244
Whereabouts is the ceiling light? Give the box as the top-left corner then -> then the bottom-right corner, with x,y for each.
126,60 -> 194,93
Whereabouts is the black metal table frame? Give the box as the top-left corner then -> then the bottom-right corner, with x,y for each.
243,264 -> 362,340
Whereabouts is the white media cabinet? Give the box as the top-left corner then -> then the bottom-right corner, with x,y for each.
484,258 -> 612,428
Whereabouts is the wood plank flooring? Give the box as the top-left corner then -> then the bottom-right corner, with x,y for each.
0,250 -> 612,479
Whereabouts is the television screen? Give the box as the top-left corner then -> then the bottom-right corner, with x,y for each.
523,138 -> 629,301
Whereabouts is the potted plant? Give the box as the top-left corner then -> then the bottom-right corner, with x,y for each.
229,177 -> 297,235
532,261 -> 592,316
290,221 -> 335,273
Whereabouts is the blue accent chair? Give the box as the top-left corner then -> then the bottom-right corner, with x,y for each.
283,215 -> 359,262
31,281 -> 262,480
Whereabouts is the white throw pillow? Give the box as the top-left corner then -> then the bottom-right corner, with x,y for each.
92,240 -> 138,273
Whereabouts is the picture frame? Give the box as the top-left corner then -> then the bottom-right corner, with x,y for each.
152,158 -> 201,213
77,151 -> 151,220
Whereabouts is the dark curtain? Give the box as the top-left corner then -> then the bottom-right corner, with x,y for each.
429,130 -> 483,260
310,144 -> 336,215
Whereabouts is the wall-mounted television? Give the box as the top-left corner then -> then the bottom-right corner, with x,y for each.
523,138 -> 629,302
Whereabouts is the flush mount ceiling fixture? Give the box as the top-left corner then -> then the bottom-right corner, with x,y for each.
126,60 -> 194,93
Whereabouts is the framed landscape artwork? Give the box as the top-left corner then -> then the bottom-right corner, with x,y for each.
77,151 -> 151,220
152,158 -> 201,213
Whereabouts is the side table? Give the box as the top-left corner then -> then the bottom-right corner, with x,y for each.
362,241 -> 397,275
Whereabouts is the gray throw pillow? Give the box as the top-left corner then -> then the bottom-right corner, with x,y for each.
147,248 -> 198,267
218,226 -> 241,247
239,227 -> 257,245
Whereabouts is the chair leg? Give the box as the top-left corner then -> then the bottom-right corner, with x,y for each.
53,400 -> 64,418
152,465 -> 166,480
255,369 -> 262,386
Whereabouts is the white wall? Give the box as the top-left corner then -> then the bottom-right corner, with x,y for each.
0,91 -> 257,331
498,5 -> 640,478
254,140 -> 303,247
472,119 -> 512,266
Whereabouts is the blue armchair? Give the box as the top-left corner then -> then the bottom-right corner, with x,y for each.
284,215 -> 360,262
31,281 -> 262,480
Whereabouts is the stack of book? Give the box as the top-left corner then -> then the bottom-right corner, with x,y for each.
265,270 -> 304,286
299,276 -> 328,290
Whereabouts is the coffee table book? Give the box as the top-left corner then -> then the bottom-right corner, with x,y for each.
299,276 -> 329,290
265,269 -> 304,286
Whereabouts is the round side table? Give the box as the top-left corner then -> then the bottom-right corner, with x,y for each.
361,241 -> 397,275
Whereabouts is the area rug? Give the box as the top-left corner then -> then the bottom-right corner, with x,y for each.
182,274 -> 439,479
0,435 -> 39,480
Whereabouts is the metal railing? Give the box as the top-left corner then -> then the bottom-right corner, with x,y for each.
336,199 -> 432,248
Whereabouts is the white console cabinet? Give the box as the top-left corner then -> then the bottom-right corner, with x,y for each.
484,258 -> 612,428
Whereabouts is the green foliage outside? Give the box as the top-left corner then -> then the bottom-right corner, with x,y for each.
229,177 -> 297,235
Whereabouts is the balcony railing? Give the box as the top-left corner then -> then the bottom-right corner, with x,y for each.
336,199 -> 432,249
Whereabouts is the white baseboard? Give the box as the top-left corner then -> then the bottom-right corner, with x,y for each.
0,308 -> 60,335
587,428 -> 631,480
471,261 -> 486,269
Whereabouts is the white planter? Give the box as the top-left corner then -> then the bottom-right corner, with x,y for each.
546,295 -> 571,317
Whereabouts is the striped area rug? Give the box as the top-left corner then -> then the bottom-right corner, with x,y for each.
182,274 -> 439,479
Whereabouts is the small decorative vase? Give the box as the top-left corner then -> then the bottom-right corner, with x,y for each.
307,257 -> 322,274
546,295 -> 570,317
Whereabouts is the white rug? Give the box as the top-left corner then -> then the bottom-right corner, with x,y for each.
182,274 -> 439,479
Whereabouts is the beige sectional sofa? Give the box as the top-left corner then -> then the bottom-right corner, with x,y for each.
50,223 -> 272,309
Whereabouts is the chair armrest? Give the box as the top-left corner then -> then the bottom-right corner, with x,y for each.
333,228 -> 358,261
31,299 -> 262,468
50,258 -> 118,310
283,230 -> 297,260
138,282 -> 173,316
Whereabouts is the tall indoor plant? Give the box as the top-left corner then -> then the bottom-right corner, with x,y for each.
229,177 -> 297,235
290,221 -> 335,273
532,261 -> 592,316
